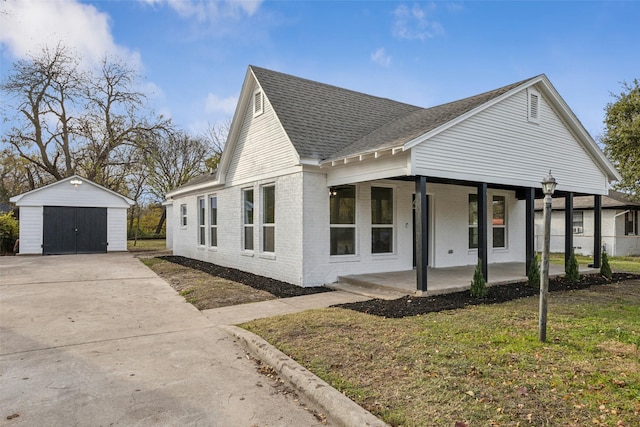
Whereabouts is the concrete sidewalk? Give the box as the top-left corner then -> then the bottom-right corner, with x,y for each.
0,253 -> 352,426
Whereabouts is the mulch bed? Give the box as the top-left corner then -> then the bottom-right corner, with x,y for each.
159,255 -> 333,298
159,255 -> 639,319
335,272 -> 640,318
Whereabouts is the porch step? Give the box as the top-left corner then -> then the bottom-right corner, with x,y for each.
328,276 -> 415,300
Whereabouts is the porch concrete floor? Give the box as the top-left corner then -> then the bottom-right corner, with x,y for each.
332,262 -> 598,300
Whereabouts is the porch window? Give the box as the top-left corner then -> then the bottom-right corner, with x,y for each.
371,187 -> 393,253
573,211 -> 584,234
330,185 -> 356,255
468,194 -> 478,249
625,210 -> 638,236
209,195 -> 217,247
243,188 -> 254,250
262,185 -> 275,253
197,197 -> 206,245
492,195 -> 506,248
180,204 -> 187,227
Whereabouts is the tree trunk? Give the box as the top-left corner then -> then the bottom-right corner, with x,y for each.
155,206 -> 166,235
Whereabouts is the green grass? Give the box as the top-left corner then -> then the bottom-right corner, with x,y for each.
243,280 -> 640,426
127,238 -> 166,252
548,252 -> 640,273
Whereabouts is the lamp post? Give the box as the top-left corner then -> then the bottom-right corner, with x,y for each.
539,171 -> 557,342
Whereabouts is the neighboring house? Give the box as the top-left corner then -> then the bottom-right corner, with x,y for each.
535,191 -> 640,256
164,66 -> 619,290
10,175 -> 134,255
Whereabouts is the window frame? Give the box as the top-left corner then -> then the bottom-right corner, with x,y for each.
492,195 -> 507,249
180,204 -> 187,228
371,186 -> 394,254
209,195 -> 218,248
329,185 -> 357,256
242,188 -> 254,251
468,193 -> 478,249
573,211 -> 584,235
262,184 -> 275,253
625,210 -> 638,236
197,197 -> 206,246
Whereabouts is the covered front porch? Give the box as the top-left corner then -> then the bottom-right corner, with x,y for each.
331,262 -> 598,299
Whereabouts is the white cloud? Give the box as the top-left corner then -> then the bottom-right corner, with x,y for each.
0,0 -> 141,68
371,47 -> 391,67
393,3 -> 445,41
142,0 -> 262,22
204,93 -> 238,115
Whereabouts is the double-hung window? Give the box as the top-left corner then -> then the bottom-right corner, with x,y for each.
330,185 -> 356,256
209,195 -> 217,247
371,187 -> 393,253
492,195 -> 506,248
625,210 -> 639,236
243,188 -> 254,250
197,197 -> 206,245
468,194 -> 478,249
262,185 -> 275,253
180,204 -> 187,227
573,211 -> 584,234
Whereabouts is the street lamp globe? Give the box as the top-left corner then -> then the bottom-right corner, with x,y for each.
541,171 -> 557,196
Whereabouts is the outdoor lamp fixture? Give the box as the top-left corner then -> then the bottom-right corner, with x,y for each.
69,178 -> 83,188
539,170 -> 556,342
541,171 -> 557,196
329,187 -> 337,197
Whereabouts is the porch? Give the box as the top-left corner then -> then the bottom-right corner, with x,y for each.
331,262 -> 598,300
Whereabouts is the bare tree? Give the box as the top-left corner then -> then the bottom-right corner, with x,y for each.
201,119 -> 231,170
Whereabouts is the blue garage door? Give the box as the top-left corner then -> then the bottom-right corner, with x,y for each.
43,206 -> 107,255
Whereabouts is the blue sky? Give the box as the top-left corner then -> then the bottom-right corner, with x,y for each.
1,0 -> 639,140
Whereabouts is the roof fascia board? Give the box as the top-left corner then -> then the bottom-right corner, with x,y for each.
166,180 -> 222,199
9,174 -> 135,206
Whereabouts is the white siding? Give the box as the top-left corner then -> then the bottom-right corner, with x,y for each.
15,181 -> 131,208
326,152 -> 410,186
17,206 -> 43,255
225,82 -> 299,185
107,208 -> 128,252
412,88 -> 608,195
165,204 -> 173,249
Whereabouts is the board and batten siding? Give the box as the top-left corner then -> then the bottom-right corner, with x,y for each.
225,82 -> 300,186
412,88 -> 608,194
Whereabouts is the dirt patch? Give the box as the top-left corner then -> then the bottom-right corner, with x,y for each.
335,272 -> 640,318
158,255 -> 333,298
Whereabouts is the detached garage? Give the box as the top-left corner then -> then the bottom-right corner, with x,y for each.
10,175 -> 134,255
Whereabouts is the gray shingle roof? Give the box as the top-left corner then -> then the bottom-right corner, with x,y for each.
534,190 -> 640,210
251,66 -> 539,162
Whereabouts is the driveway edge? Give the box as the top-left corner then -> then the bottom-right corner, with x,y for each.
220,325 -> 388,427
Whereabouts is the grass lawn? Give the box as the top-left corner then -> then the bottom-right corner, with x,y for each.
127,238 -> 166,252
243,280 -> 640,426
549,253 -> 640,273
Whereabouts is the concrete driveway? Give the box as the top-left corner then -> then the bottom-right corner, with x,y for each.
0,253 -> 329,426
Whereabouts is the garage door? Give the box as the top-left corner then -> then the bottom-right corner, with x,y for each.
43,207 -> 108,255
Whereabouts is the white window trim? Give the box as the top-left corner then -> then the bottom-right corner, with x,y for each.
371,185 -> 396,255
261,184 -> 276,255
180,204 -> 187,228
197,197 -> 206,246
527,88 -> 541,123
209,194 -> 218,248
492,194 -> 507,249
330,184 -> 358,257
242,187 -> 255,252
253,89 -> 264,117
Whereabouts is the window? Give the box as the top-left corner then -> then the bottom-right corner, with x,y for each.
330,185 -> 356,256
625,210 -> 639,236
469,194 -> 478,249
253,90 -> 264,117
528,88 -> 540,123
243,188 -> 254,250
492,195 -> 506,248
371,187 -> 393,253
573,211 -> 584,234
262,185 -> 275,253
209,195 -> 217,247
180,204 -> 187,227
197,197 -> 206,245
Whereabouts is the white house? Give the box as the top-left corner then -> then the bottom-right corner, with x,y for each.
164,66 -> 620,290
10,175 -> 135,255
535,191 -> 640,257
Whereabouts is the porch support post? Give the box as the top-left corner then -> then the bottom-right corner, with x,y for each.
477,182 -> 488,281
565,192 -> 574,269
525,187 -> 535,274
415,176 -> 428,292
593,195 -> 602,268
